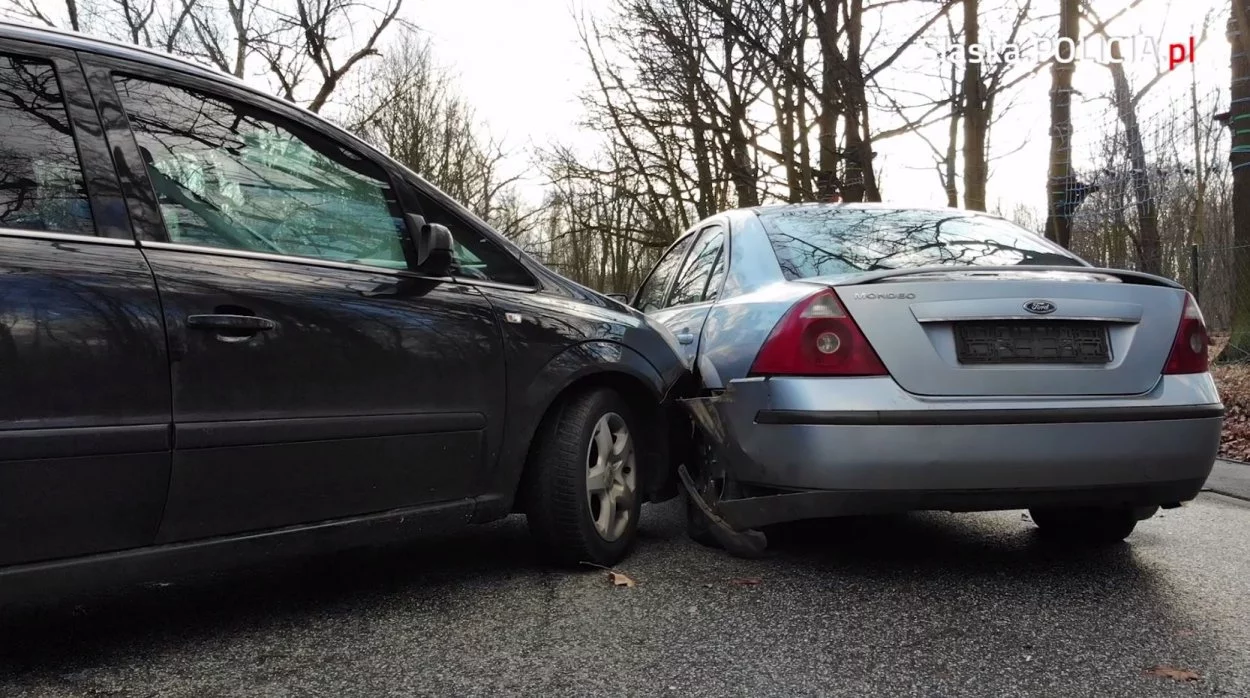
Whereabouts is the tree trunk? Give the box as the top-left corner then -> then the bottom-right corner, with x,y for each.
1043,0 -> 1079,248
722,14 -> 759,207
1108,60 -> 1160,274
796,6 -> 815,201
840,0 -> 881,202
961,0 -> 987,211
945,59 -> 961,207
811,0 -> 842,201
66,0 -> 80,30
769,0 -> 803,202
1190,63 -> 1207,252
1222,0 -> 1250,361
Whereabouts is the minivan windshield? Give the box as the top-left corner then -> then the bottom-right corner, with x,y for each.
758,206 -> 1085,280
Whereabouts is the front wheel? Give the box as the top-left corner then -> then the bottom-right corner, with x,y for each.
523,389 -> 642,567
1028,506 -> 1142,545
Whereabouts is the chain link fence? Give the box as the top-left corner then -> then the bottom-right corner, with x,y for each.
1189,243 -> 1247,338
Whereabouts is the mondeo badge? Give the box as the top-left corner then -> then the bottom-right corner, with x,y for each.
852,292 -> 916,300
1023,299 -> 1057,315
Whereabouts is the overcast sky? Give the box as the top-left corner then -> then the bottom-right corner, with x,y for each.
410,0 -> 594,173
410,0 -> 1228,221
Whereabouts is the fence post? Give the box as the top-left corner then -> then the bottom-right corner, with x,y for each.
1191,244 -> 1201,303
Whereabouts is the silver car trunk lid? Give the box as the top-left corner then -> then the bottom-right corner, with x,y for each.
809,268 -> 1188,397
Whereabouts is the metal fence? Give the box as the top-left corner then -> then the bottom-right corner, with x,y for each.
1189,243 -> 1248,338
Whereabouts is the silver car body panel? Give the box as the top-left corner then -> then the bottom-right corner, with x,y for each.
646,205 -> 1222,524
833,278 -> 1185,396
709,374 -> 1219,491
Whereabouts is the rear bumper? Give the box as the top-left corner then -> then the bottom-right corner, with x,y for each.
688,375 -> 1223,529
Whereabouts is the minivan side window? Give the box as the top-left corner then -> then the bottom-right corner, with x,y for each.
115,76 -> 408,268
634,236 -> 695,312
0,55 -> 93,235
667,227 -> 725,307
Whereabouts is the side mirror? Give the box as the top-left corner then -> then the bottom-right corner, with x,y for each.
403,214 -> 454,276
606,293 -> 630,304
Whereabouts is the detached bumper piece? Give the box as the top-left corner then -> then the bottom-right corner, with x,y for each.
676,464 -> 767,558
712,479 -> 1207,531
680,394 -> 773,557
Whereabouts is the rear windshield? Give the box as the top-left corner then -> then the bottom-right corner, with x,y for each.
758,207 -> 1085,280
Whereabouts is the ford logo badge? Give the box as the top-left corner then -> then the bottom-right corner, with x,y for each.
1023,300 -> 1057,315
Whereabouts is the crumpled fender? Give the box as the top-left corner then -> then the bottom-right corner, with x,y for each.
488,340 -> 688,516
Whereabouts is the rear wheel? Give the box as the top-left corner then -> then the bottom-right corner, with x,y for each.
523,389 -> 642,567
1028,506 -> 1141,544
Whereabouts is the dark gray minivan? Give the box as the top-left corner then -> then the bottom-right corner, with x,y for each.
0,23 -> 690,599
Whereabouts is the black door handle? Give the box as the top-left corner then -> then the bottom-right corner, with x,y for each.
186,314 -> 276,333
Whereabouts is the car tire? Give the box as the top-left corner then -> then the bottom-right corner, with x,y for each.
1028,506 -> 1139,544
523,388 -> 642,567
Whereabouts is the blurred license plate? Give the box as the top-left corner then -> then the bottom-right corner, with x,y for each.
954,321 -> 1110,364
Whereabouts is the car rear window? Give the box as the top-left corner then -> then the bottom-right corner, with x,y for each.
758,207 -> 1084,280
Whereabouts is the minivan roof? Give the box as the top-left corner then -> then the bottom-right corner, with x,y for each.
0,21 -> 255,93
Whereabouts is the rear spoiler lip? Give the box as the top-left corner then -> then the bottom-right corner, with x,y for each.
797,265 -> 1184,289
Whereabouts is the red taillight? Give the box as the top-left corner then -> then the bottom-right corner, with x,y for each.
1163,293 -> 1210,375
749,288 -> 888,377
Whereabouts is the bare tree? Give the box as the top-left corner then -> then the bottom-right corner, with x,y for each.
531,0 -> 964,290
1221,0 -> 1250,361
1,0 -> 403,114
881,0 -> 1037,210
1080,1 -> 1214,276
348,31 -> 535,235
959,0 -> 1037,210
8,0 -> 80,30
536,144 -> 671,292
1043,0 -> 1080,248
266,0 -> 401,112
960,0 -> 987,209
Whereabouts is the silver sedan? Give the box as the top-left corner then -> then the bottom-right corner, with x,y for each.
635,203 -> 1222,549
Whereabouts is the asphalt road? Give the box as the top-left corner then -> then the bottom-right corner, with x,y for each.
2,494 -> 1249,698
1207,460 -> 1250,501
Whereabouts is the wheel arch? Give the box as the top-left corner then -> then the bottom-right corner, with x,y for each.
479,340 -> 686,521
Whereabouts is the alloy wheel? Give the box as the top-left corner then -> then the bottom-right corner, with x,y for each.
585,412 -> 636,542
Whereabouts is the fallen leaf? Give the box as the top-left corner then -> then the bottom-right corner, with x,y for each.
729,577 -> 762,586
607,571 -> 636,588
1144,666 -> 1202,682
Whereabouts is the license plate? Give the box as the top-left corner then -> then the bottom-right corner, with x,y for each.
954,321 -> 1110,364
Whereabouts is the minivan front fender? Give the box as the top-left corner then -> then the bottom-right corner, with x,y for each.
480,340 -> 690,520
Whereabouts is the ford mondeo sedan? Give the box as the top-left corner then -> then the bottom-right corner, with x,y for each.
0,24 -> 690,598
639,204 -> 1222,548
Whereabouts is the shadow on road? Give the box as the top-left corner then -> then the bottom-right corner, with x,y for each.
756,511 -> 1171,593
0,518 -> 544,674
0,506 -> 1191,683
766,512 -> 1142,565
